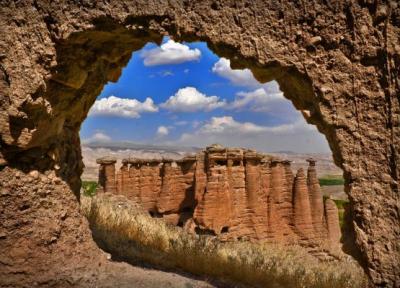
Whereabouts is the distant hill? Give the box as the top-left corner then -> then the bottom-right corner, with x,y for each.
81,142 -> 342,182
83,141 -> 201,154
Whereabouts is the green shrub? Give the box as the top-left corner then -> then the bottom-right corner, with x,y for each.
82,181 -> 98,197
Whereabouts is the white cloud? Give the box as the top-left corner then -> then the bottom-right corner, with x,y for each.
156,126 -> 169,137
160,70 -> 174,77
161,87 -> 226,112
174,116 -> 329,153
229,88 -> 284,111
89,96 -> 158,118
212,58 -> 260,87
141,40 -> 201,66
83,132 -> 111,143
189,116 -> 310,136
174,120 -> 189,126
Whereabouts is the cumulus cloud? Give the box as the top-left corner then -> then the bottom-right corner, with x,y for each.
187,116 -> 310,136
175,116 -> 329,153
83,132 -> 111,144
89,96 -> 158,118
141,40 -> 201,66
156,126 -> 169,137
212,58 -> 261,87
229,88 -> 284,111
161,87 -> 226,112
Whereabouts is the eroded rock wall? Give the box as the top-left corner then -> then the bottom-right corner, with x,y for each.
0,1 -> 399,286
97,146 -> 340,248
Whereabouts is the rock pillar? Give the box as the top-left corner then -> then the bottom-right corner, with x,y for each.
137,159 -> 162,212
306,158 -> 325,238
269,160 -> 286,240
324,198 -> 341,247
194,146 -> 232,234
96,157 -> 117,194
127,161 -> 140,200
293,168 -> 314,239
281,160 -> 294,227
245,152 -> 261,210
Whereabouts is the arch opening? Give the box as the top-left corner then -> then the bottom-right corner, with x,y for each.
1,16 -> 371,287
73,25 -> 362,282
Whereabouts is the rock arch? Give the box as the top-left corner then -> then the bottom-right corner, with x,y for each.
0,1 -> 399,286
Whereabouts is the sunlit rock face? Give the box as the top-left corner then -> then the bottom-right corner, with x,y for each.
97,145 -> 341,247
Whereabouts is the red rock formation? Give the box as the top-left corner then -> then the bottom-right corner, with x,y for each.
293,168 -> 314,240
96,156 -> 117,194
157,157 -> 196,214
269,160 -> 286,240
325,198 -> 342,247
225,149 -> 247,239
307,158 -> 326,239
97,146 -> 340,248
194,146 -> 233,235
141,161 -> 162,212
281,160 -> 294,227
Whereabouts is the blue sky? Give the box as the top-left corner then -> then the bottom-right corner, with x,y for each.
81,37 -> 330,153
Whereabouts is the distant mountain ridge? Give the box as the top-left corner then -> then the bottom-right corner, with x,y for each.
83,141 -> 201,154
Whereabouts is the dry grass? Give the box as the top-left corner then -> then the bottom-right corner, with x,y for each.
81,193 -> 367,288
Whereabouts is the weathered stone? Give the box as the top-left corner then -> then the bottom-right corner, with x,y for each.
1,1 -> 399,285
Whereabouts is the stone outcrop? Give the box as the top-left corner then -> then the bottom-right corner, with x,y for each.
1,1 -> 399,286
97,146 -> 341,246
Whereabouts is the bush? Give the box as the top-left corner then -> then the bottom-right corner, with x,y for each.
82,181 -> 98,197
81,194 -> 367,288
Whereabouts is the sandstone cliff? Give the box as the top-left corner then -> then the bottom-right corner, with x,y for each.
97,145 -> 341,247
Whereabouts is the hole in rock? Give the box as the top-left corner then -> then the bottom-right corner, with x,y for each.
221,226 -> 229,234
232,160 -> 241,166
77,34 -> 354,279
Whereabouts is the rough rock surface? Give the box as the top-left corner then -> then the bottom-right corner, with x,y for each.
0,1 -> 399,286
98,146 -> 341,247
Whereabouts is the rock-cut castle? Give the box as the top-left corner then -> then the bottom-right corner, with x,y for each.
96,145 -> 341,247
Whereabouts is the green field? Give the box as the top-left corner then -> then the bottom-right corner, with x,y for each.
82,181 -> 98,197
318,175 -> 344,186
